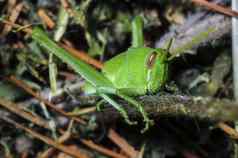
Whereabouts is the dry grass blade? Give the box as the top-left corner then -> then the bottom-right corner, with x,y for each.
67,107 -> 97,116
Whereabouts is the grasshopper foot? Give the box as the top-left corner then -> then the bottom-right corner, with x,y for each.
141,118 -> 154,133
125,118 -> 138,125
122,112 -> 137,125
96,100 -> 106,111
137,106 -> 154,133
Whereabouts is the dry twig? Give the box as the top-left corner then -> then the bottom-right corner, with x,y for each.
1,2 -> 24,35
0,97 -> 50,129
192,0 -> 238,17
7,75 -> 86,124
108,129 -> 138,158
61,43 -> 103,69
37,9 -> 55,29
80,139 -> 127,158
0,117 -> 90,158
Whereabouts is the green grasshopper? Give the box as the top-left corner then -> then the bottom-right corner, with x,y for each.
32,16 -> 169,132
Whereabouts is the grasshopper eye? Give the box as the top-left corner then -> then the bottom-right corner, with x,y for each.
146,52 -> 157,69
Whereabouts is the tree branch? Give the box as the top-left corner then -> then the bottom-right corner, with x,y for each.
95,94 -> 238,123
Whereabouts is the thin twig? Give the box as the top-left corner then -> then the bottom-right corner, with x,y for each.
61,43 -> 104,69
0,19 -> 103,70
7,75 -> 86,124
58,129 -> 128,158
0,19 -> 32,34
80,139 -> 127,158
0,117 -> 90,158
217,122 -> 238,139
108,128 -> 138,158
192,0 -> 238,17
0,97 -> 50,129
37,9 -> 55,29
39,122 -> 73,158
1,2 -> 24,35
35,6 -> 103,69
60,0 -> 70,9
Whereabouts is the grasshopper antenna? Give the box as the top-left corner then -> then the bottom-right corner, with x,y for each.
165,38 -> 175,61
163,38 -> 174,61
165,38 -> 174,52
